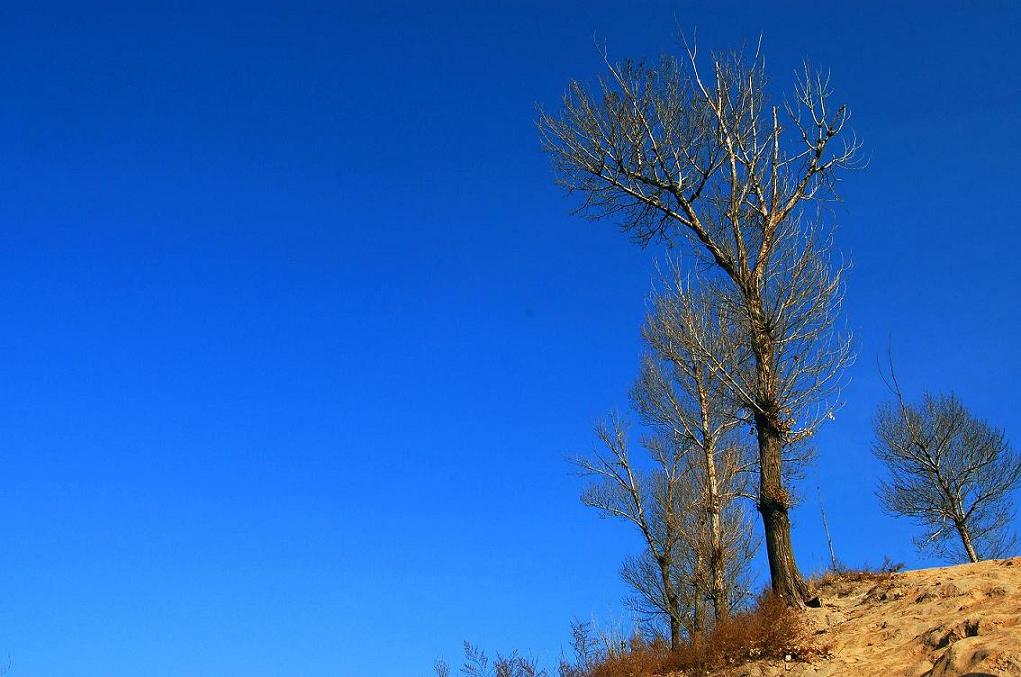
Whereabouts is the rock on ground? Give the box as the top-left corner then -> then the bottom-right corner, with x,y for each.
716,557 -> 1021,677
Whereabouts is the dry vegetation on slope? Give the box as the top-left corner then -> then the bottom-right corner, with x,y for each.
559,558 -> 1021,677
712,557 -> 1021,677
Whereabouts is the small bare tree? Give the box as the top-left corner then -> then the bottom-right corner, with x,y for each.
617,472 -> 755,640
873,385 -> 1021,563
540,42 -> 857,605
574,417 -> 694,648
574,344 -> 756,648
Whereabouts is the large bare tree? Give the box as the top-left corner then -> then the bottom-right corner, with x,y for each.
873,387 -> 1021,563
540,45 -> 856,605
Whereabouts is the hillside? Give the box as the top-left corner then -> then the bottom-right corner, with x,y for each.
721,557 -> 1021,676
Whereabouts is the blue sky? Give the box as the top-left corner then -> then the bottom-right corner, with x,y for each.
1,2 -> 1019,675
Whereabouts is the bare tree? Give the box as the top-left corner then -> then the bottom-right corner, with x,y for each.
574,370 -> 755,648
558,620 -> 598,677
873,384 -> 1021,563
618,477 -> 755,640
540,43 -> 856,605
633,270 -> 756,623
573,416 -> 693,648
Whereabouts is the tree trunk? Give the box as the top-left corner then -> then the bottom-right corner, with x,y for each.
756,411 -> 810,606
956,521 -> 980,563
707,505 -> 729,622
690,595 -> 704,637
659,559 -> 683,650
690,552 -> 705,635
700,418 -> 729,623
747,291 -> 809,608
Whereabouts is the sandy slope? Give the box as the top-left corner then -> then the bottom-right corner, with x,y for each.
722,557 -> 1021,677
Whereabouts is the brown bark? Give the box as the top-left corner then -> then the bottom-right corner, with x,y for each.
743,286 -> 810,606
659,558 -> 683,650
757,411 -> 810,606
668,612 -> 682,652
690,589 -> 704,637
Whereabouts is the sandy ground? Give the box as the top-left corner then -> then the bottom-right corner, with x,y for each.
721,557 -> 1021,677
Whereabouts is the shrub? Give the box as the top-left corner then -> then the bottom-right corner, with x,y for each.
448,591 -> 824,677
569,591 -> 820,677
583,636 -> 673,677
671,592 -> 816,675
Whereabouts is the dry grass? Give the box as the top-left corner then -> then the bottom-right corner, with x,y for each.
808,557 -> 905,599
448,559 -> 1021,677
579,636 -> 673,677
450,589 -> 834,677
568,592 -> 824,677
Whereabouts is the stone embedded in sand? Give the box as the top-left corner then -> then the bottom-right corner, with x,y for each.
922,620 -> 981,650
707,559 -> 1021,677
926,633 -> 1021,677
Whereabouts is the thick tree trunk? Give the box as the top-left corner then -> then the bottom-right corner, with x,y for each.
956,522 -> 980,563
756,412 -> 810,606
746,291 -> 809,608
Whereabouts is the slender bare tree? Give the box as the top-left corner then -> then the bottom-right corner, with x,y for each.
616,454 -> 755,640
632,269 -> 756,622
573,416 -> 693,648
617,478 -> 706,639
574,342 -> 756,648
540,44 -> 857,605
873,385 -> 1021,563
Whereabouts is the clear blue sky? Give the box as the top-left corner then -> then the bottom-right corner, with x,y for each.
1,2 -> 1019,675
